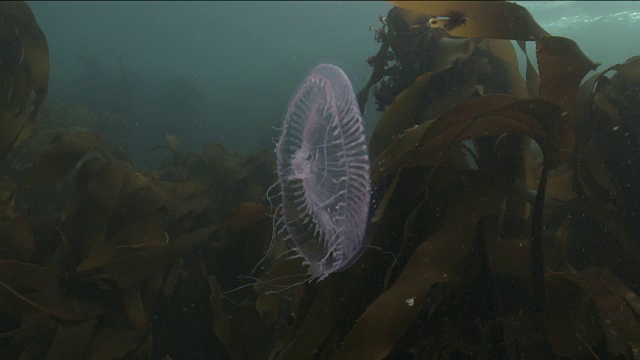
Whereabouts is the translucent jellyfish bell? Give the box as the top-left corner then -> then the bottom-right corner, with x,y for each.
274,63 -> 371,281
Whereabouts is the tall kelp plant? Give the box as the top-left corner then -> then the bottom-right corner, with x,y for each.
0,127 -> 277,357
257,2 -> 640,359
0,1 -> 48,162
0,1 -> 639,359
0,2 -> 276,357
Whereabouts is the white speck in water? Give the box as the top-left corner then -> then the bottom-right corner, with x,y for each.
405,297 -> 415,307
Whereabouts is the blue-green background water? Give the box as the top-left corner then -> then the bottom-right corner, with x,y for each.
28,1 -> 640,160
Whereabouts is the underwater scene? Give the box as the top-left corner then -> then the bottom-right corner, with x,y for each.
1,1 -> 639,359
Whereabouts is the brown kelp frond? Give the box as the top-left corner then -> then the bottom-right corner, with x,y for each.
0,1 -> 49,161
0,1 -> 639,359
0,129 -> 279,358
391,1 -> 550,40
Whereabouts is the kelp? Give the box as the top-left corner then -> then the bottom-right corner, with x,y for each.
1,1 -> 639,359
371,96 -> 566,186
264,2 -> 636,359
0,1 -> 49,161
23,131 -> 113,189
390,1 -> 549,41
571,55 -> 640,282
336,169 -> 512,359
0,121 -> 278,358
548,269 -> 640,358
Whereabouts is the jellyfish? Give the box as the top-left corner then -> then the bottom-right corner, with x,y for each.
272,63 -> 371,281
222,64 -> 372,298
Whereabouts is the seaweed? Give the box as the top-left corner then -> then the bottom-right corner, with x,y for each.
0,124 -> 280,357
0,1 -> 49,161
316,1 -> 636,358
0,1 -> 639,359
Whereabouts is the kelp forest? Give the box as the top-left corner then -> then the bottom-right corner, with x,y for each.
1,1 -> 639,359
